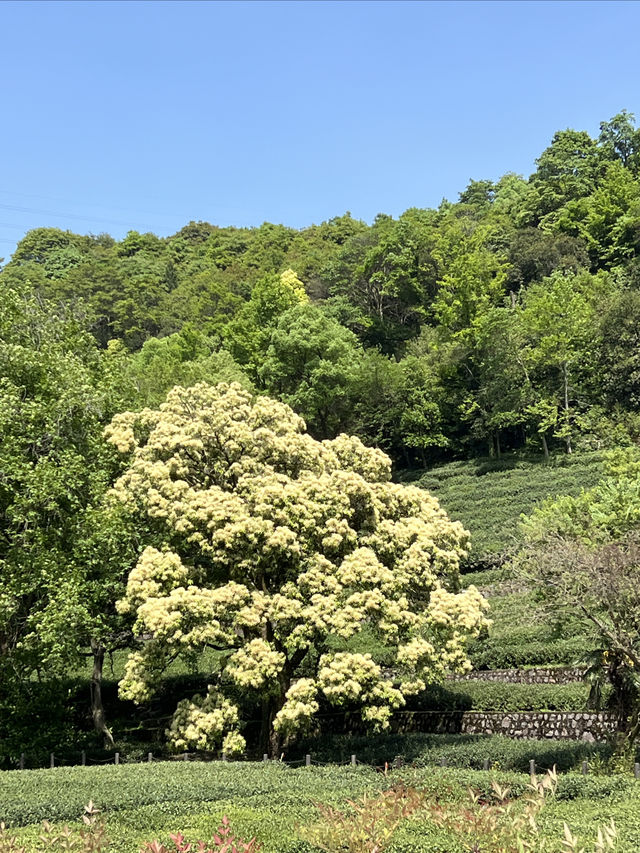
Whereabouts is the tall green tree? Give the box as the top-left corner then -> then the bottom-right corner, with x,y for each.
260,303 -> 362,438
224,269 -> 308,371
518,270 -> 614,454
521,129 -> 600,226
0,281 -> 136,745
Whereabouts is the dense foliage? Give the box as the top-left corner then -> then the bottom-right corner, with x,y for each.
4,112 -> 640,468
5,111 -> 640,757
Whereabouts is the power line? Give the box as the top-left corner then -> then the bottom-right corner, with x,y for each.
0,187 -> 178,219
0,222 -> 39,231
0,188 -> 247,222
0,201 -> 169,231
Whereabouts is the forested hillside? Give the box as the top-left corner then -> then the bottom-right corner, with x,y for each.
4,111 -> 640,466
3,110 -> 640,762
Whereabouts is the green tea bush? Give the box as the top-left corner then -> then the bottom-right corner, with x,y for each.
4,763 -> 640,853
410,681 -> 595,713
292,732 -> 616,774
471,637 -> 595,669
0,763 -> 378,828
414,451 -> 603,565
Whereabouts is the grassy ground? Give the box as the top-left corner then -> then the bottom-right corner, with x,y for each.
3,761 -> 640,853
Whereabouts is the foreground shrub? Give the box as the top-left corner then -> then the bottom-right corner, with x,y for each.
302,771 -> 620,853
300,786 -> 424,853
142,816 -> 261,853
1,809 -> 260,853
427,770 -> 618,852
0,803 -> 108,853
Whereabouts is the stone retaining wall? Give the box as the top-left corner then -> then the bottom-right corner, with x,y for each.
320,708 -> 620,742
448,667 -> 586,685
460,711 -> 620,742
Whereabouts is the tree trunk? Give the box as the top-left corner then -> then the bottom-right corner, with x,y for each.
495,432 -> 501,459
562,361 -> 572,454
90,639 -> 115,748
541,433 -> 549,460
260,695 -> 285,758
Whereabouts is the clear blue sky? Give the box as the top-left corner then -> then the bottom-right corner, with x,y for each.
1,0 -> 639,259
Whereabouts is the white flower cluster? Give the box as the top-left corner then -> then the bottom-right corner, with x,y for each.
226,638 -> 286,689
166,687 -> 244,754
108,383 -> 489,750
317,652 -> 404,732
273,678 -> 319,736
116,546 -> 189,615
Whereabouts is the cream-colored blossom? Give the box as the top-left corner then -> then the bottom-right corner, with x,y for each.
273,678 -> 319,736
117,546 -> 189,614
110,382 -> 488,752
226,638 -> 285,689
166,688 -> 241,752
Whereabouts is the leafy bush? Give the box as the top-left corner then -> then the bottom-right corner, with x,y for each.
470,637 -> 595,670
300,771 -> 621,853
143,817 -> 261,853
0,802 -> 108,853
425,770 -> 618,853
4,763 -> 640,853
300,786 -> 424,853
0,763 -> 378,828
292,733 -> 618,774
411,681 -> 595,713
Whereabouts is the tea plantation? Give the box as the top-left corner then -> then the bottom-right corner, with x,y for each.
2,761 -> 640,852
3,451 -> 632,851
413,450 -> 604,567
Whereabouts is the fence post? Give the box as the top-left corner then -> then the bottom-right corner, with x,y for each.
351,754 -> 356,766
19,753 -> 25,771
305,754 -> 311,767
582,761 -> 589,775
50,753 -> 55,769
529,759 -> 536,779
115,752 -> 120,766
81,750 -> 86,767
263,754 -> 268,762
148,752 -> 153,763
183,752 -> 188,762
483,758 -> 489,771
634,762 -> 640,779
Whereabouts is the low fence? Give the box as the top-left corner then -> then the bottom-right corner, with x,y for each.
6,710 -> 623,772
7,747 -> 640,780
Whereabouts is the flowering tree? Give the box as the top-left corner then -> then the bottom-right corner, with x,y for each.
106,382 -> 489,756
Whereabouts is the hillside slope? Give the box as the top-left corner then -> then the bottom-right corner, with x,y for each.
411,450 -> 604,568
